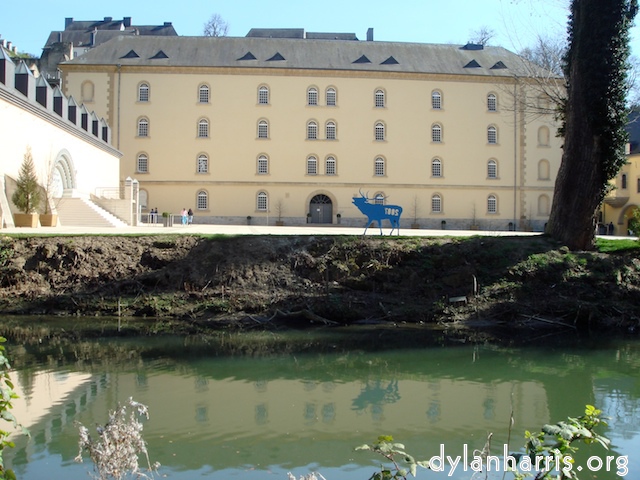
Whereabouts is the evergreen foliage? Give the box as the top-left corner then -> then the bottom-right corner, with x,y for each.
11,147 -> 42,214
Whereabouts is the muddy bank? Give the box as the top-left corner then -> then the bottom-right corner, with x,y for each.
0,234 -> 638,342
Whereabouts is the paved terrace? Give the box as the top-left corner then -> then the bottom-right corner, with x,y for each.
1,222 -> 628,239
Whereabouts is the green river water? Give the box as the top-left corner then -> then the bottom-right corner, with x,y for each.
3,326 -> 639,479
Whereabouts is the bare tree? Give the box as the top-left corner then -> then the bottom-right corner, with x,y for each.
468,26 -> 496,46
203,13 -> 229,37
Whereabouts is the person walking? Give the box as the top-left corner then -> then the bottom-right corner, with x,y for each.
188,208 -> 193,224
181,208 -> 188,226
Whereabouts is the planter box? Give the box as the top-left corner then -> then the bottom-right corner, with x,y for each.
14,213 -> 39,227
40,214 -> 58,227
275,220 -> 285,226
411,223 -> 420,229
163,216 -> 174,227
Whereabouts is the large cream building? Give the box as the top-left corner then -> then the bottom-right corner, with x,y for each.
60,30 -> 563,230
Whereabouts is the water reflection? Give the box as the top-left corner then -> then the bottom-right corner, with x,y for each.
3,337 -> 640,479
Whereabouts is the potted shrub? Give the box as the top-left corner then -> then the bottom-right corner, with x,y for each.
162,211 -> 173,227
246,215 -> 252,225
275,199 -> 285,226
12,147 -> 41,227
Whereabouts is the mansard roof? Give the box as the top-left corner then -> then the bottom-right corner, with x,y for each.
62,35 -> 554,78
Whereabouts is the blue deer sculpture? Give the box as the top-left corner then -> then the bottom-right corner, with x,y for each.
352,191 -> 403,235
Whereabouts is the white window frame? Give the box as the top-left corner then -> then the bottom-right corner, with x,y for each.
326,87 -> 336,106
197,154 -> 209,174
138,83 -> 149,102
432,124 -> 442,143
307,156 -> 318,175
431,90 -> 442,109
375,89 -> 385,108
488,194 -> 498,214
487,93 -> 497,112
432,194 -> 442,213
199,84 -> 210,104
257,191 -> 268,211
137,118 -> 149,137
257,155 -> 269,174
325,156 -> 336,175
198,119 -> 209,138
308,87 -> 318,106
307,121 -> 318,140
487,159 -> 498,179
375,122 -> 385,141
326,121 -> 336,140
258,120 -> 269,139
137,153 -> 148,173
197,191 -> 208,210
431,158 -> 442,177
488,126 -> 498,144
374,157 -> 385,176
258,86 -> 269,105
374,193 -> 385,205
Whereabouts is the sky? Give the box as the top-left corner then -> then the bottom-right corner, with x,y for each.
2,0 -> 640,59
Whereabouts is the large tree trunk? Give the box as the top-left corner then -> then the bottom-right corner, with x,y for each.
546,0 -> 636,250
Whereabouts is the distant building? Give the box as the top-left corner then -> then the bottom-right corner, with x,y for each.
59,29 -> 563,229
0,45 -> 122,228
600,111 -> 640,235
40,17 -> 178,86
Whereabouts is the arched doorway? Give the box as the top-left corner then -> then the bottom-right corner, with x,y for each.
309,194 -> 333,224
52,152 -> 76,197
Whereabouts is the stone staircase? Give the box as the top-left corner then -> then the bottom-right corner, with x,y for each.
55,198 -> 127,228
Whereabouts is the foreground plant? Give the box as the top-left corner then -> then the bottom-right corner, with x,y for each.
75,397 -> 159,480
0,337 -> 23,480
356,435 -> 429,479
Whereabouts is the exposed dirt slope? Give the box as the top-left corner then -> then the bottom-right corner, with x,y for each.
0,234 -> 638,335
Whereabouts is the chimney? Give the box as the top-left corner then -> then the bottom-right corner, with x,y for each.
65,17 -> 73,29
6,41 -> 12,51
367,28 -> 374,41
104,17 -> 113,23
91,28 -> 97,46
123,17 -> 132,27
164,22 -> 172,27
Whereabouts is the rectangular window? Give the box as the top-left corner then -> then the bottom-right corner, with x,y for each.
326,158 -> 336,175
326,89 -> 336,106
137,156 -> 148,173
199,88 -> 209,104
308,89 -> 318,106
259,88 -> 269,104
307,158 -> 317,175
198,121 -> 209,138
257,193 -> 268,211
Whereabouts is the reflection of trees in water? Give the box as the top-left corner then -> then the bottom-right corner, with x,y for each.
351,379 -> 400,418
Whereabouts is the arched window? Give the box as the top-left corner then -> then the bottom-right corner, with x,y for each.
432,194 -> 442,213
326,87 -> 336,106
257,191 -> 268,211
374,193 -> 385,205
307,156 -> 318,175
375,122 -> 385,141
538,126 -> 550,146
432,124 -> 442,143
538,195 -> 550,215
326,121 -> 336,140
487,159 -> 498,178
199,84 -> 210,103
307,87 -> 318,106
137,153 -> 148,173
487,93 -> 497,112
138,83 -> 149,102
81,81 -> 95,103
325,156 -> 337,175
198,119 -> 209,138
431,158 -> 442,177
258,120 -> 269,139
257,155 -> 269,174
258,86 -> 269,104
307,121 -> 318,139
375,89 -> 385,108
431,90 -> 442,109
487,125 -> 498,144
538,159 -> 551,180
137,118 -> 149,137
197,154 -> 209,174
374,157 -> 385,176
487,194 -> 498,214
197,191 -> 208,210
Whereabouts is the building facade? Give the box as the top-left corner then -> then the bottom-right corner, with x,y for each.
0,46 -> 121,228
60,32 -> 563,230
